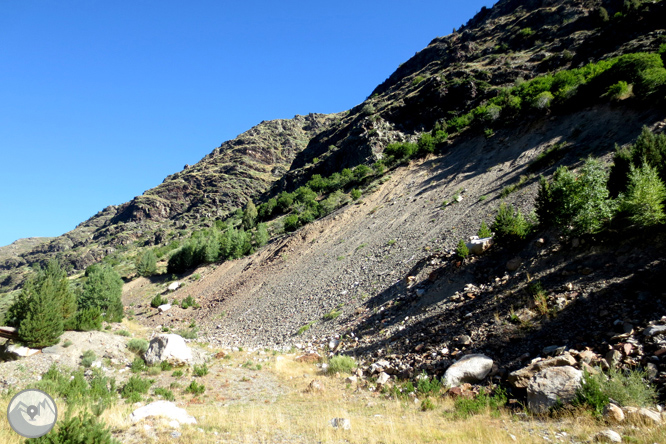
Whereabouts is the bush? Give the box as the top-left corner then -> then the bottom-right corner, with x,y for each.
351,189 -> 361,200
491,203 -> 534,241
532,91 -> 554,109
635,67 -> 666,98
417,133 -> 436,156
136,250 -> 157,277
78,264 -> 124,323
283,214 -> 301,232
131,357 -> 147,373
327,355 -> 356,374
154,387 -> 175,401
620,163 -> 666,226
193,363 -> 209,377
151,295 -> 166,308
537,158 -> 615,234
384,142 -> 417,161
455,239 -> 469,259
575,367 -> 658,416
127,338 -> 149,355
609,127 -> 666,197
81,350 -> 97,368
180,295 -> 199,309
276,192 -> 294,213
7,259 -> 76,347
185,380 -> 206,395
121,375 -> 154,401
35,365 -> 116,407
254,223 -> 269,247
606,81 -> 630,100
452,387 -> 507,418
447,113 -> 474,133
31,412 -> 119,444
241,201 -> 258,229
257,198 -> 277,220
416,372 -> 442,395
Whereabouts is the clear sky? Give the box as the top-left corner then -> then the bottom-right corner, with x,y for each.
0,0 -> 496,247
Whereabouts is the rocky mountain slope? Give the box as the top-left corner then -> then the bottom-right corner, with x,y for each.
2,0 -> 666,404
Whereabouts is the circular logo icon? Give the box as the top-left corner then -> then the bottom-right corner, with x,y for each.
7,389 -> 57,438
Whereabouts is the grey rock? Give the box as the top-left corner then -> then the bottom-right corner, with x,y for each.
158,304 -> 172,313
603,403 -> 625,423
644,325 -> 666,337
508,353 -> 577,389
527,366 -> 582,413
167,282 -> 180,291
330,417 -> 351,430
443,354 -> 493,387
144,334 -> 193,366
594,429 -> 621,443
376,372 -> 391,385
622,406 -> 662,424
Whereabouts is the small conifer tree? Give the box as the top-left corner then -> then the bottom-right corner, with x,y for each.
136,250 -> 157,277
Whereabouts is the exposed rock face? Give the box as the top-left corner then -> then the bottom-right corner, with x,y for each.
144,334 -> 193,366
527,366 -> 582,413
443,354 -> 493,387
130,401 -> 196,425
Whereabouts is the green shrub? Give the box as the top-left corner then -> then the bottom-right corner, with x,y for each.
417,133 -> 436,156
115,330 -> 130,337
351,189 -> 361,200
180,295 -> 199,309
193,363 -> 209,377
172,370 -> 184,378
131,357 -> 147,373
185,380 -> 206,395
121,375 -> 154,401
276,192 -> 294,213
323,309 -> 342,321
620,162 -> 666,226
151,295 -> 166,308
154,387 -> 175,401
416,372 -> 442,395
446,113 -> 474,133
283,214 -> 301,232
31,412 -> 120,444
36,365 -> 116,407
477,221 -> 492,238
575,367 -> 658,416
127,338 -> 149,354
160,361 -> 173,371
174,328 -> 198,340
537,158 -> 615,234
455,239 -> 469,259
241,201 -> 258,230
607,80 -> 630,100
384,142 -> 417,161
532,91 -> 554,109
420,398 -> 436,411
518,27 -> 535,38
452,387 -> 507,418
491,203 -> 534,241
609,127 -> 666,196
136,250 -> 157,277
81,350 -> 97,368
327,355 -> 356,374
254,223 -> 269,247
635,67 -> 666,98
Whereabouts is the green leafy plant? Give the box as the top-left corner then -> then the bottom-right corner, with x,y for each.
323,309 -> 342,321
416,372 -> 442,396
185,380 -> 206,395
326,355 -> 356,375
136,250 -> 157,277
351,189 -> 361,200
620,162 -> 666,226
127,338 -> 149,355
491,203 -> 534,241
130,357 -> 147,373
151,295 -> 166,308
115,330 -> 131,337
172,370 -> 183,378
193,363 -> 209,377
31,412 -> 120,444
452,387 -> 507,418
575,367 -> 658,416
477,221 -> 492,238
81,350 -> 97,368
121,375 -> 154,402
154,387 -> 175,401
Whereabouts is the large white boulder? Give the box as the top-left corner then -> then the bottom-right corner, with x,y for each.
130,401 -> 196,425
527,366 -> 582,413
466,237 -> 493,255
1,343 -> 41,359
443,354 -> 493,387
167,282 -> 180,291
144,334 -> 193,366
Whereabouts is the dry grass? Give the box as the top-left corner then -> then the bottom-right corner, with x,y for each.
0,353 -> 664,443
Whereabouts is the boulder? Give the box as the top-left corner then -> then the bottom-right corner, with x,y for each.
295,352 -> 322,363
376,372 -> 391,386
527,366 -> 582,413
157,304 -> 171,313
0,343 -> 41,359
130,401 -> 196,425
143,334 -> 193,366
508,353 -> 577,389
443,354 -> 493,387
622,406 -> 662,424
506,257 -> 522,271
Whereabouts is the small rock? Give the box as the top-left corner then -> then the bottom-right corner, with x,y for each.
376,372 -> 391,385
506,257 -> 522,272
306,379 -> 324,393
158,304 -> 171,313
295,352 -> 322,363
130,401 -> 196,425
603,403 -> 625,423
329,417 -> 351,430
167,282 -> 180,291
594,429 -> 621,443
344,376 -> 358,385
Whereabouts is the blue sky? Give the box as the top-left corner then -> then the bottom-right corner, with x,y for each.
0,0 -> 495,247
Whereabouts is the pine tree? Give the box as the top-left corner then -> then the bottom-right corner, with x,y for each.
78,264 -> 124,323
9,259 -> 75,347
